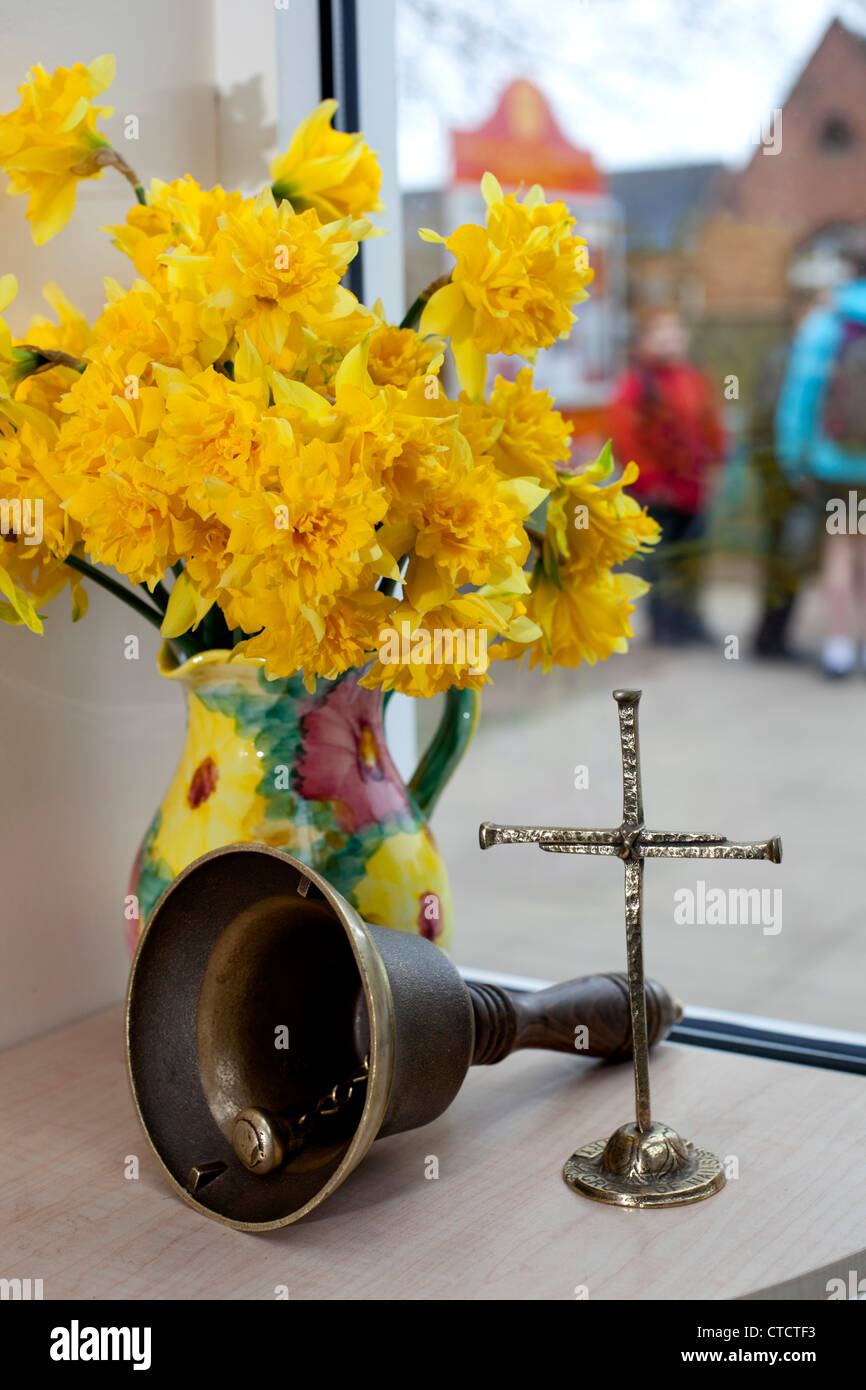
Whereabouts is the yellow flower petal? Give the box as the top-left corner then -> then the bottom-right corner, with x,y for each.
451,333 -> 487,400
86,54 -> 116,97
419,281 -> 464,337
160,569 -> 213,638
0,274 -> 18,313
29,177 -> 78,247
481,171 -> 503,206
0,565 -> 44,634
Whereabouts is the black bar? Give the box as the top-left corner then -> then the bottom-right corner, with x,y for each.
318,0 -> 334,103
669,1018 -> 866,1076
6,1297 -> 862,1351
318,0 -> 364,303
338,0 -> 361,134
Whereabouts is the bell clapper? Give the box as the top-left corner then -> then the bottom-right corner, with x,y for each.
232,1053 -> 371,1176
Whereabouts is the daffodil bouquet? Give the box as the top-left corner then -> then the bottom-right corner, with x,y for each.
0,54 -> 658,698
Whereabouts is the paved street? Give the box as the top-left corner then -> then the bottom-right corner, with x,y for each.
429,576 -> 866,1033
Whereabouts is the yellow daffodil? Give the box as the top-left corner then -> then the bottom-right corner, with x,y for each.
90,279 -> 228,380
53,362 -> 193,587
13,283 -> 91,420
58,461 -> 191,588
546,445 -> 659,576
0,76 -> 652,693
54,360 -> 164,479
0,275 -> 52,433
179,520 -> 232,611
1,419 -> 71,556
499,566 -> 649,673
238,589 -> 394,688
104,176 -> 246,291
164,189 -> 367,363
270,99 -> 384,221
218,431 -> 387,600
419,173 -> 593,398
195,426 -> 392,673
149,365 -> 268,517
408,449 -> 546,590
0,56 -> 116,244
0,420 -> 87,622
485,368 -> 572,488
361,589 -> 540,697
367,321 -> 443,389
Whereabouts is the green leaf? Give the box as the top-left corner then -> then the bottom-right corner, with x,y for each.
595,438 -> 614,478
541,532 -> 562,589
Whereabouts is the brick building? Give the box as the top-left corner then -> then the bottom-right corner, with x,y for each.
613,19 -> 866,390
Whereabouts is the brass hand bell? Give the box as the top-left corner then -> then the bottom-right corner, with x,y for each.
126,844 -> 680,1230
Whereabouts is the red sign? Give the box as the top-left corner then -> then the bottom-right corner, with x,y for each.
452,80 -> 606,194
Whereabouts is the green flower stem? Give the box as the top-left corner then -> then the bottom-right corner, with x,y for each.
72,145 -> 145,206
63,554 -> 200,659
12,345 -> 87,378
399,273 -> 452,331
107,146 -> 145,204
146,579 -> 171,613
64,554 -> 164,628
197,602 -> 234,652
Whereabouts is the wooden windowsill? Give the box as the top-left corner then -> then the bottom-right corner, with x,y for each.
1,1007 -> 863,1300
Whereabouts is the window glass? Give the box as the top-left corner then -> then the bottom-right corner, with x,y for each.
398,0 -> 866,1031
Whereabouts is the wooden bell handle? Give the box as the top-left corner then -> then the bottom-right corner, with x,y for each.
467,971 -> 681,1066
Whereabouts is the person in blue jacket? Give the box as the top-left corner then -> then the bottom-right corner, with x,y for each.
776,235 -> 866,676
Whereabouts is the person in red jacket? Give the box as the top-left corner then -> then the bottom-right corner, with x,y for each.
611,309 -> 726,644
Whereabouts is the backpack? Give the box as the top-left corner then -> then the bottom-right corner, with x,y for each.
824,317 -> 866,452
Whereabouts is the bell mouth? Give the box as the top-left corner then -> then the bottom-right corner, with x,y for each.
125,844 -> 395,1231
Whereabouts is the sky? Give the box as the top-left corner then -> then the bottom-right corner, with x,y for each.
396,0 -> 866,186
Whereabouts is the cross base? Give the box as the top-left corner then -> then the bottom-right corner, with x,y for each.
563,1121 -> 726,1208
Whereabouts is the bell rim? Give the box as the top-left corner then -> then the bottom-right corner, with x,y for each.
125,842 -> 397,1231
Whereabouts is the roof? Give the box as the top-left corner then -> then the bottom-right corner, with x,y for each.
451,80 -> 605,194
609,162 -> 726,252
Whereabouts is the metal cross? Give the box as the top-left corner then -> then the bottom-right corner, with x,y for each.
479,689 -> 782,1140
